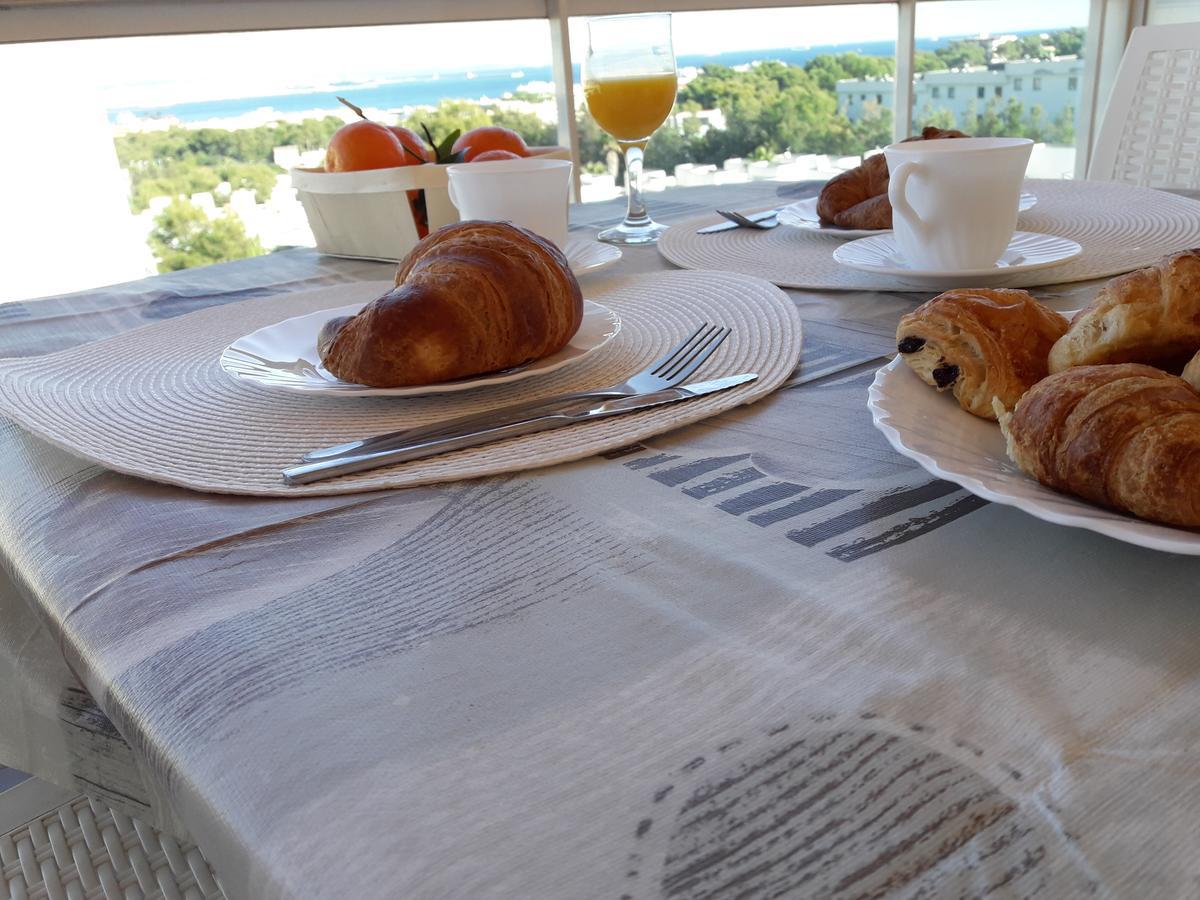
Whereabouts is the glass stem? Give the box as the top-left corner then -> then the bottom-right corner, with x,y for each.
621,143 -> 652,227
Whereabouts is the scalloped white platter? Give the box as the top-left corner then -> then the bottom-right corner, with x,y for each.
868,356 -> 1200,555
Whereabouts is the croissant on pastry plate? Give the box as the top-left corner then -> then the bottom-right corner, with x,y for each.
1048,248 -> 1200,374
996,364 -> 1200,527
318,221 -> 583,388
895,288 -> 1069,420
816,127 -> 968,229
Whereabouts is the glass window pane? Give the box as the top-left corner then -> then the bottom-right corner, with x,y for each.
913,0 -> 1089,178
569,5 -> 897,202
1,20 -> 556,296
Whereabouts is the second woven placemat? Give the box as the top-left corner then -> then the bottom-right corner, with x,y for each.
658,178 -> 1200,291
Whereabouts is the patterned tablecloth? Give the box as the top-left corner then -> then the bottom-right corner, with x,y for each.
2,181 -> 1200,899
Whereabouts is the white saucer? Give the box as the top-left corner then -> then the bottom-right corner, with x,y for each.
832,230 -> 1082,289
220,298 -> 621,397
565,236 -> 622,274
779,192 -> 1037,239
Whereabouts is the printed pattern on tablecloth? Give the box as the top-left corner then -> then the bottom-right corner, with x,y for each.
617,711 -> 1097,900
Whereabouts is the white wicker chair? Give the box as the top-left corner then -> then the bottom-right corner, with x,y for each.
0,774 -> 225,900
1088,23 -> 1200,189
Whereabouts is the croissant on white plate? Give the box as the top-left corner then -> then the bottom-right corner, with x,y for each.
318,221 -> 583,388
996,363 -> 1200,527
1048,248 -> 1200,374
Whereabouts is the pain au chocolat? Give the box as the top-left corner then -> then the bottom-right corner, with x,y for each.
895,288 -> 1069,420
318,221 -> 583,388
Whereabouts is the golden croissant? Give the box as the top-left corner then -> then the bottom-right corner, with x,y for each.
815,127 -> 967,229
1048,248 -> 1200,374
997,363 -> 1200,527
318,221 -> 583,388
896,288 -> 1068,420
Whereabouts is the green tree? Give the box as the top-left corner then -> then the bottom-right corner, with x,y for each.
218,162 -> 278,203
803,52 -> 893,92
1053,27 -> 1086,57
916,102 -> 957,132
577,110 -> 618,172
148,199 -> 262,272
1002,98 -> 1026,135
115,116 -> 344,212
400,99 -> 558,150
914,51 -> 946,73
1026,104 -> 1048,142
1050,105 -> 1076,145
935,40 -> 987,69
856,106 -> 894,149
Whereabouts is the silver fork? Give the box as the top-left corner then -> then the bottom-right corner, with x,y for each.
301,323 -> 731,462
715,209 -> 779,230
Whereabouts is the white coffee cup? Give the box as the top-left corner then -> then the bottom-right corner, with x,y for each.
446,157 -> 573,249
884,137 -> 1033,270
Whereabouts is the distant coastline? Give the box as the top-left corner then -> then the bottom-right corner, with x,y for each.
108,35 -> 1009,126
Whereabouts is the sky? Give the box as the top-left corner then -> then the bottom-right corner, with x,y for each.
0,0 -> 1089,109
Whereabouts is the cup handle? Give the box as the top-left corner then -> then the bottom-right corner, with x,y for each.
887,160 -> 930,240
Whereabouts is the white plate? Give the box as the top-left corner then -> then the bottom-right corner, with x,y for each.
777,192 -> 1037,238
220,298 -> 621,397
566,236 -> 622,274
833,230 -> 1081,289
868,357 -> 1200,555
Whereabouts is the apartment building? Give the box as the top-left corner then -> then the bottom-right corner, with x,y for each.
838,56 -> 1085,125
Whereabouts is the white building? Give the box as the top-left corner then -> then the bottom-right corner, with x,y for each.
837,57 -> 1084,132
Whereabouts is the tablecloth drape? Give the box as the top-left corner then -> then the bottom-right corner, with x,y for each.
2,182 -> 1198,899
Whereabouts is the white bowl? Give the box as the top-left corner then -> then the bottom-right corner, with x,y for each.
291,146 -> 572,262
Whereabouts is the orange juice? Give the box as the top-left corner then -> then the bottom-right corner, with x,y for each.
584,73 -> 677,144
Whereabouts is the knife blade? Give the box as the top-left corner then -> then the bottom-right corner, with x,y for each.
696,209 -> 779,234
283,372 -> 758,486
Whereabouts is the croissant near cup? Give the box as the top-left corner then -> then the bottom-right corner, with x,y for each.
318,221 -> 583,388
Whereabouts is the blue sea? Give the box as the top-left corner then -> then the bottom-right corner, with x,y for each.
108,35 -> 1029,124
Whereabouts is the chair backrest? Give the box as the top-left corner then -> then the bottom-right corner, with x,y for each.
1087,23 -> 1200,189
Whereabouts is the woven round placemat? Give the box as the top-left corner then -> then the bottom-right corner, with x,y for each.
658,178 -> 1200,291
0,271 -> 801,496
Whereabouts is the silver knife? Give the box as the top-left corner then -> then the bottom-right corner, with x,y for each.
696,209 -> 779,234
283,373 -> 758,486
304,391 -> 617,462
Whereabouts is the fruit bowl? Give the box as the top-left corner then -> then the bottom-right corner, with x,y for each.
291,146 -> 572,262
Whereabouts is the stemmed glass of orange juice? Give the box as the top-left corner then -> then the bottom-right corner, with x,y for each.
583,13 -> 677,245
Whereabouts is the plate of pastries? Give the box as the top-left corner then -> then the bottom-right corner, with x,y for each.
779,127 -> 1036,238
221,221 -> 620,396
868,248 -> 1200,553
